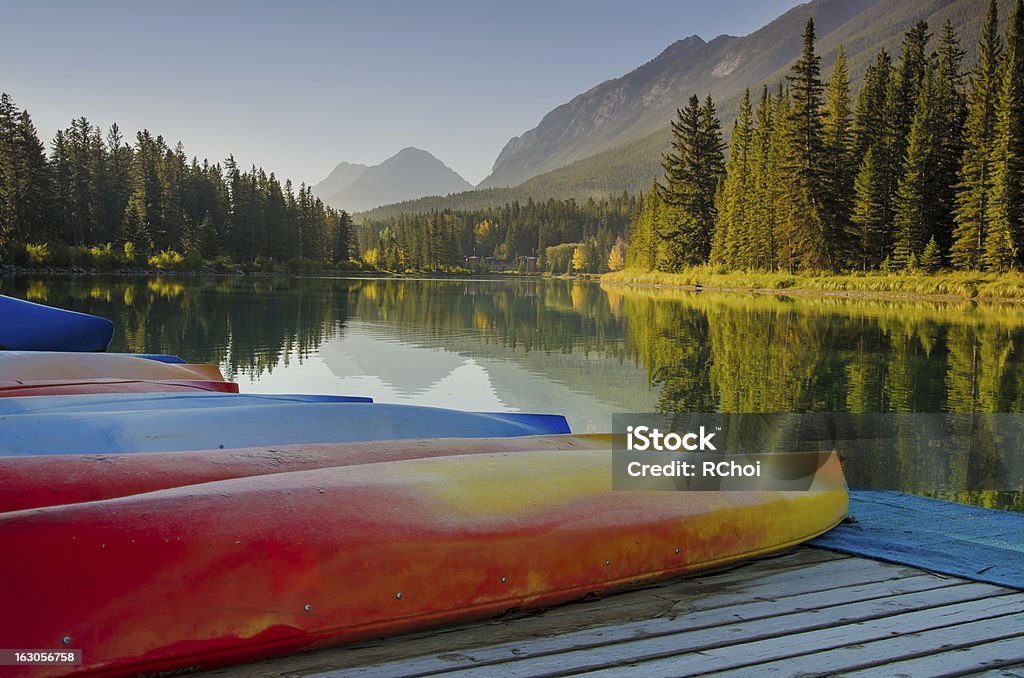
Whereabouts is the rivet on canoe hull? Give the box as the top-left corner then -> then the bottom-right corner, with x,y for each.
605,560 -> 611,567
304,603 -> 312,613
501,577 -> 507,584
675,548 -> 681,555
62,636 -> 71,645
396,592 -> 403,600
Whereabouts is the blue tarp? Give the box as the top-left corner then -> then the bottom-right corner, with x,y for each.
810,488 -> 1024,590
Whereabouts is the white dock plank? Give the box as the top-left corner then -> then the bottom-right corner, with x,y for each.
700,608 -> 1024,677
312,573 -> 956,678
332,585 -> 1018,678
842,636 -> 1024,678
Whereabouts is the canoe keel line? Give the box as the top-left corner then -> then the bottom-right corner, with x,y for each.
0,449 -> 847,677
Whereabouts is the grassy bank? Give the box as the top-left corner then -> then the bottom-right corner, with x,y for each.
602,267 -> 1024,301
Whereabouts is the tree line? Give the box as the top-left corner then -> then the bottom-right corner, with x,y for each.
358,194 -> 637,272
0,97 -> 354,269
628,0 -> 1024,274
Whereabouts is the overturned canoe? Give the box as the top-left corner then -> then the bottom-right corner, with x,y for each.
0,449 -> 847,677
0,434 -> 611,512
0,394 -> 570,455
0,378 -> 239,399
0,351 -> 225,382
0,294 -> 114,352
0,391 -> 368,415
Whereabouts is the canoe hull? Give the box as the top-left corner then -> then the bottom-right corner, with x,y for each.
0,295 -> 114,352
0,351 -> 224,382
0,450 -> 847,677
0,434 -> 611,512
0,378 -> 239,399
0,398 -> 569,456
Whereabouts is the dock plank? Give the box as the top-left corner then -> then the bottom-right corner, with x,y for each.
971,667 -> 1024,678
433,586 -> 1019,678
842,636 -> 1024,678
212,550 -> 1023,678
314,573 -> 958,678
701,608 -> 1024,677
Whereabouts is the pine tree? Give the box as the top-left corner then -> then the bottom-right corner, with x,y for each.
712,88 -> 753,268
658,94 -> 724,271
48,130 -> 72,245
822,46 -> 854,264
696,95 -> 726,260
985,0 -> 1024,271
104,124 -> 133,244
747,85 -> 778,270
851,146 -> 888,270
626,180 -> 661,271
852,50 -> 892,164
334,210 -> 353,262
848,49 -> 893,268
933,21 -> 968,255
877,23 -> 931,265
920,236 -> 942,272
0,100 -> 52,245
951,0 -> 1003,269
894,65 -> 944,269
887,21 -> 931,164
121,193 -> 152,253
0,93 -> 19,246
780,18 -> 830,270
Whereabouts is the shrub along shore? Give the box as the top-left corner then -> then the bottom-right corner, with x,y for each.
602,268 -> 1024,301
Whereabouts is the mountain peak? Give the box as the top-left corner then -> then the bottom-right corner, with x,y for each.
310,161 -> 369,201
317,148 -> 472,213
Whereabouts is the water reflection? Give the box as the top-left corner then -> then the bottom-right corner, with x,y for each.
2,275 -> 1022,511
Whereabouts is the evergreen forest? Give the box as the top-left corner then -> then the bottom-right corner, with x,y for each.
0,102 -> 354,271
628,0 -> 1024,275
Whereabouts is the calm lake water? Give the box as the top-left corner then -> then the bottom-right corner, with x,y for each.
4,274 -> 1023,512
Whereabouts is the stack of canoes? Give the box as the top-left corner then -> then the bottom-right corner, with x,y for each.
0,294 -> 848,677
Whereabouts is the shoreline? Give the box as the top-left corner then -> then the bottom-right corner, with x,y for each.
601,270 -> 1024,303
9,264 -> 1024,304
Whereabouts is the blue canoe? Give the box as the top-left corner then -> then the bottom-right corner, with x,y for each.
0,393 -> 570,455
0,295 -> 115,352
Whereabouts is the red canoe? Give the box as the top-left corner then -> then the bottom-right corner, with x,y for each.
0,449 -> 847,677
0,434 -> 610,512
0,378 -> 238,399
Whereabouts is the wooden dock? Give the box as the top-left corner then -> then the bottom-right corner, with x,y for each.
210,548 -> 1024,678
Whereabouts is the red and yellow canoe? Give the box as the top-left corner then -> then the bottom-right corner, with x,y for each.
0,434 -> 608,512
0,446 -> 847,677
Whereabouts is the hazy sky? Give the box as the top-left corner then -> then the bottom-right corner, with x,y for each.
2,0 -> 799,186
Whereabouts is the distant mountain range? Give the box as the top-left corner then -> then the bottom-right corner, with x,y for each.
312,147 -> 472,213
356,0 -> 1014,221
478,0 -> 879,189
